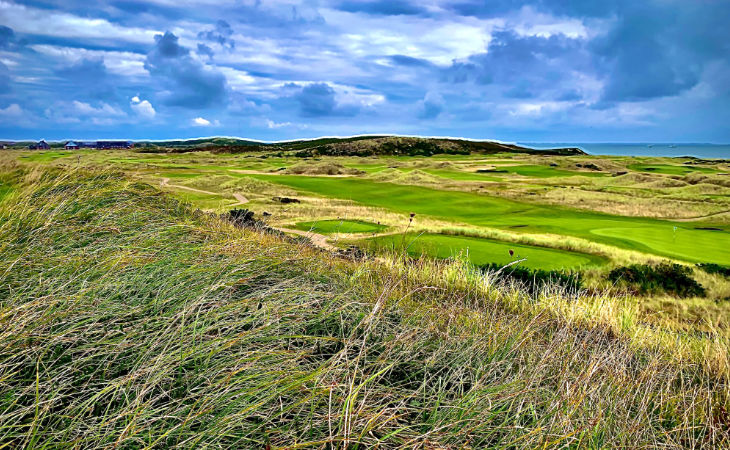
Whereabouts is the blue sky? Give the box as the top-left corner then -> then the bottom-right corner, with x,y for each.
1,0 -> 729,142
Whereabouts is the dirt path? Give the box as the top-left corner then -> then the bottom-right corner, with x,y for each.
232,193 -> 249,207
160,178 -> 219,196
272,226 -> 337,251
160,177 -> 249,207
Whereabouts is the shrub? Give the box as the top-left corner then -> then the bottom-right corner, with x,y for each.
477,263 -> 583,296
607,262 -> 705,297
697,263 -> 730,278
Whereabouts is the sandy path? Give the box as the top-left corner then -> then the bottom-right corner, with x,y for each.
272,226 -> 337,251
160,177 -> 219,196
161,177 -> 249,207
232,193 -> 249,206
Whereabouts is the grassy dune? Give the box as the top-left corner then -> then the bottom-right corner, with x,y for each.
0,167 -> 729,447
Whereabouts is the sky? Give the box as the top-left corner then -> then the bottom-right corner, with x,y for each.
0,0 -> 729,142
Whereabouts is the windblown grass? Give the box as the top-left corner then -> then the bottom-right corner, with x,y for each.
0,168 -> 729,447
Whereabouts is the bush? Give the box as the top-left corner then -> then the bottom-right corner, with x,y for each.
607,262 -> 705,297
477,263 -> 583,296
696,263 -> 730,278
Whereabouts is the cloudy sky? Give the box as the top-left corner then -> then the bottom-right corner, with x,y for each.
1,0 -> 729,142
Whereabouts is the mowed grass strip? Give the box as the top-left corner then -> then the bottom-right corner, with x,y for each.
251,175 -> 730,265
295,218 -> 387,234
365,233 -> 606,270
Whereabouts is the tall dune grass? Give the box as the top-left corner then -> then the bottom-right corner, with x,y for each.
0,168 -> 728,447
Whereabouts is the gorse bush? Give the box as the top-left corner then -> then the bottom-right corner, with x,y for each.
477,263 -> 583,296
697,263 -> 730,278
608,262 -> 706,297
0,168 -> 728,447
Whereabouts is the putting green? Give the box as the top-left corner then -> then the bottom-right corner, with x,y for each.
295,219 -> 387,234
365,233 -> 606,270
250,175 -> 730,265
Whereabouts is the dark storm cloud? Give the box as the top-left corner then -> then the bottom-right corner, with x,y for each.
144,31 -> 228,109
591,3 -> 730,102
445,31 -> 588,100
289,83 -> 358,117
295,83 -> 338,116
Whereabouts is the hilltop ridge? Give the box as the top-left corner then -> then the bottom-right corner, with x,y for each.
134,135 -> 586,157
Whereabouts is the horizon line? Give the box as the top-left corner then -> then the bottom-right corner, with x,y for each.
2,133 -> 729,146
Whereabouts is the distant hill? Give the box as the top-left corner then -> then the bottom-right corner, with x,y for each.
136,135 -> 586,156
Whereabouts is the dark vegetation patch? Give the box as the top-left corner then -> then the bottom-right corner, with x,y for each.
477,168 -> 508,173
696,263 -> 730,278
695,227 -> 723,231
273,196 -> 300,204
576,163 -> 602,171
477,263 -> 583,296
607,262 -> 705,298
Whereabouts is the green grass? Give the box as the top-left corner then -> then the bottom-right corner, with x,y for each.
365,233 -> 606,270
1,168 -> 729,447
18,151 -> 78,162
295,219 -> 387,234
506,164 -> 606,178
250,175 -> 730,265
168,190 -> 236,210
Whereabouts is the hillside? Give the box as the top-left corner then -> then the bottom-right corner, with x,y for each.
133,135 -> 586,157
0,165 -> 728,447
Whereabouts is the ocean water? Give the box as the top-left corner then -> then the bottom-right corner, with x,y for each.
521,143 -> 730,159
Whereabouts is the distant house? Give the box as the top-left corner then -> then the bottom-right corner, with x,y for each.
80,141 -> 97,149
65,141 -> 79,150
29,140 -> 50,150
96,140 -> 134,149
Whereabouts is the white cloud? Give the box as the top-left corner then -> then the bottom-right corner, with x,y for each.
30,45 -> 149,78
191,117 -> 219,126
0,103 -> 23,117
71,101 -> 125,117
266,119 -> 292,129
44,101 -> 126,124
0,1 -> 159,44
130,97 -> 156,118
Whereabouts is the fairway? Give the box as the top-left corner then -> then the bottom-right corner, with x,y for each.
295,219 -> 387,234
365,233 -> 607,270
251,175 -> 730,265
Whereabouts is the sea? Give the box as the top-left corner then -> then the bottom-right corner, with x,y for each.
520,143 -> 730,159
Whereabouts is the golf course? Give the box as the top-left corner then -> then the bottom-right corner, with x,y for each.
2,136 -> 730,448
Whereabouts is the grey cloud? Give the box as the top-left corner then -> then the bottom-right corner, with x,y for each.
198,20 -> 235,50
144,31 -> 228,109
